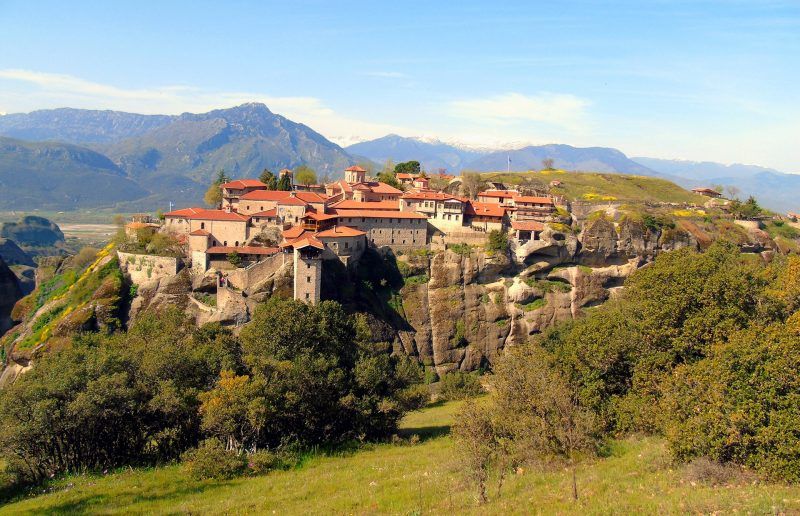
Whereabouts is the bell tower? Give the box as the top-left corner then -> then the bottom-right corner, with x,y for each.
344,165 -> 366,184
292,238 -> 323,304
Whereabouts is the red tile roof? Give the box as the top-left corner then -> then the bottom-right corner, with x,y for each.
396,173 -> 419,180
283,236 -> 324,250
189,229 -> 210,236
345,165 -> 367,172
330,200 -> 399,211
479,190 -> 518,199
331,209 -> 427,219
282,226 -> 306,239
277,196 -> 308,206
316,225 -> 366,238
164,208 -> 250,222
465,202 -> 506,218
367,181 -> 403,194
303,212 -> 338,221
206,246 -> 280,255
511,221 -> 545,231
251,209 -> 277,217
514,196 -> 554,205
221,179 -> 267,190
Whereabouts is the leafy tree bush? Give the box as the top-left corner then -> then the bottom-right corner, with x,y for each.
259,168 -> 277,189
181,438 -> 247,480
486,230 -> 509,254
293,165 -> 317,186
440,371 -> 483,400
227,251 -> 242,267
394,160 -> 421,175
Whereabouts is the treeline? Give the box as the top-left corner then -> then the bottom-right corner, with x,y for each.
0,298 -> 426,484
456,241 -> 800,502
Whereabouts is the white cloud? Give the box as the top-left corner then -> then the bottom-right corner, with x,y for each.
448,92 -> 591,131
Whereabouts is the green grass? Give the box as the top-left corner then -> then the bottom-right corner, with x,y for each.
481,170 -> 701,204
3,400 -> 800,514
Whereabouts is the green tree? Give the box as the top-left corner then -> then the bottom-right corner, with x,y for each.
492,344 -> 598,501
259,169 -> 277,190
276,173 -> 292,191
461,172 -> 486,199
394,160 -> 421,175
227,251 -> 242,267
452,401 -> 500,504
294,165 -> 317,186
199,371 -> 268,453
486,229 -> 509,253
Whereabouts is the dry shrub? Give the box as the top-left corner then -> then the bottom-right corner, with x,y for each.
684,457 -> 758,486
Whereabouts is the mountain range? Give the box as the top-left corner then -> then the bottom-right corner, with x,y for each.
0,104 -> 796,212
0,104 -> 356,210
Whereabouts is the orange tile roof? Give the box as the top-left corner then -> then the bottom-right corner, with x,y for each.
330,200 -> 400,211
240,190 -> 290,201
514,196 -> 554,205
282,226 -> 306,239
206,246 -> 279,255
277,196 -> 308,206
331,209 -> 427,219
465,201 -> 506,218
189,229 -> 210,236
511,221 -> 545,231
164,208 -> 249,221
286,236 -> 324,250
251,209 -> 277,217
345,165 -> 367,172
367,181 -> 403,194
316,225 -> 366,238
303,212 -> 338,221
396,173 -> 419,180
221,179 -> 267,190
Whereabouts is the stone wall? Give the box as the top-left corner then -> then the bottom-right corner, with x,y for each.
336,215 -> 427,249
227,253 -> 287,291
117,251 -> 182,285
294,252 -> 322,304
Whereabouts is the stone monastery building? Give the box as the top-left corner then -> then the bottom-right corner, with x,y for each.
162,165 -> 557,304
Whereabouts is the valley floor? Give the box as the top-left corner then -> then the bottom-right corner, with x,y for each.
2,400 -> 799,515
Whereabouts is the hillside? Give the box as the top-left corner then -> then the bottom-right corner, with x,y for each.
469,144 -> 659,176
3,400 -> 798,514
633,157 -> 800,213
479,169 -> 702,204
0,137 -> 149,210
0,108 -> 173,144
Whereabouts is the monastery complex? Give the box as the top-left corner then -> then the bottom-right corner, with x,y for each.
147,166 -> 560,304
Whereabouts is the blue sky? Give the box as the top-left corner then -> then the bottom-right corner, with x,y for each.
0,0 -> 798,170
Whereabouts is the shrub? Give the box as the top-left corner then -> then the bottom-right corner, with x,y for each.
247,449 -> 281,475
227,251 -> 242,267
449,243 -> 472,255
486,230 -> 509,254
182,439 -> 247,480
440,371 -> 484,401
683,457 -> 757,486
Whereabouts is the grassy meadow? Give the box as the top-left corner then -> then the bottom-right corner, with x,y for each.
480,169 -> 704,204
2,399 -> 799,515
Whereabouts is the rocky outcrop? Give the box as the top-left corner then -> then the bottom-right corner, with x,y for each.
128,268 -> 192,323
0,257 -> 22,335
392,217 -> 700,375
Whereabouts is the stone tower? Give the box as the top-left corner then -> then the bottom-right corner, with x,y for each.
292,239 -> 323,304
344,165 -> 366,184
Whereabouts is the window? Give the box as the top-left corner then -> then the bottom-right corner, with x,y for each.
305,292 -> 310,300
235,241 -> 239,246
344,241 -> 349,249
200,222 -> 205,229
307,263 -> 311,269
307,276 -> 311,283
223,241 -> 227,246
